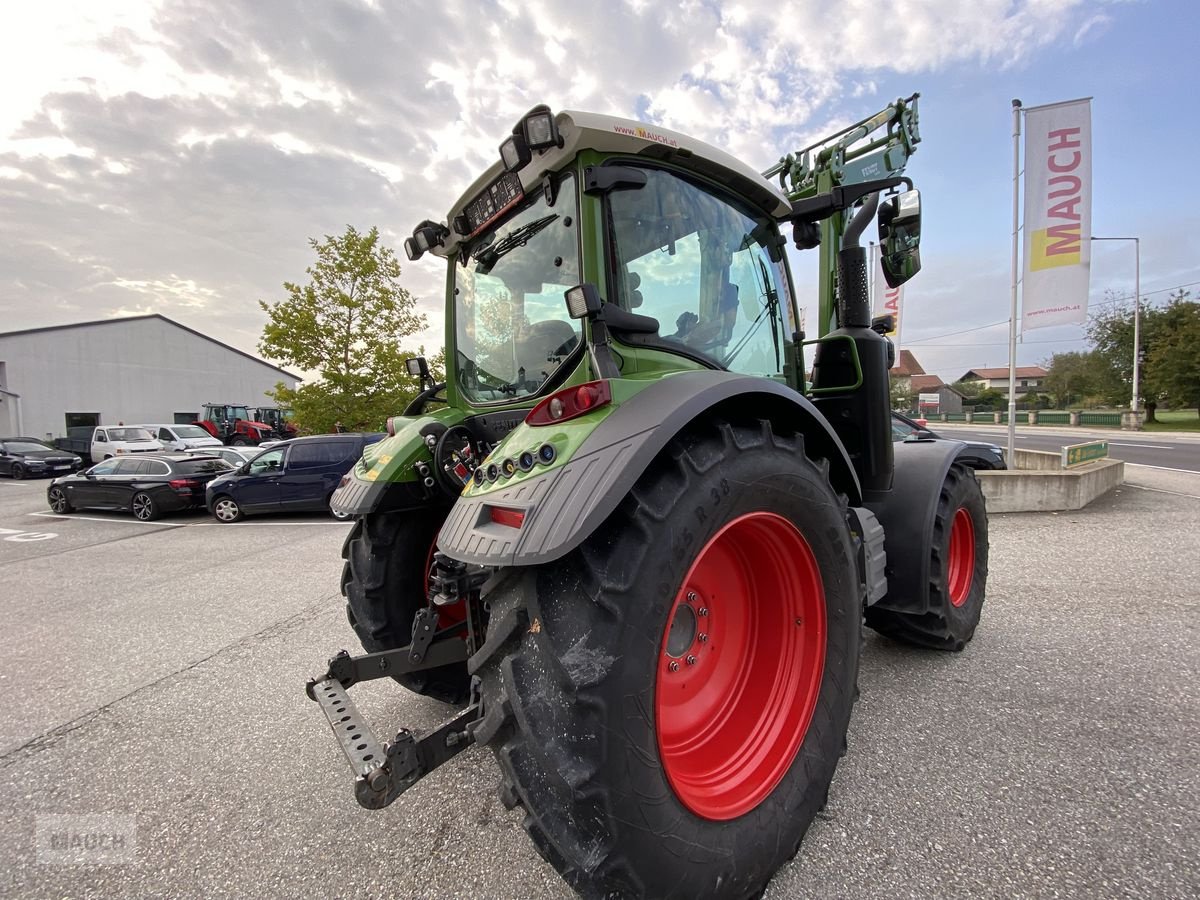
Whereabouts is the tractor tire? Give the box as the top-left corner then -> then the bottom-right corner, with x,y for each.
865,463 -> 988,651
470,419 -> 861,899
342,508 -> 470,704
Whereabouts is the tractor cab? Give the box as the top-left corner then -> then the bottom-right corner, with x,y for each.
195,404 -> 271,446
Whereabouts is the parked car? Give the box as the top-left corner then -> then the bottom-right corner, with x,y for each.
183,445 -> 260,467
0,437 -> 83,479
891,412 -> 1006,470
46,454 -> 236,521
206,433 -> 385,523
54,425 -> 164,462
141,424 -> 224,452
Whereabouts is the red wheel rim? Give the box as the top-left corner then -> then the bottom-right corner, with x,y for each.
947,507 -> 976,608
654,511 -> 826,821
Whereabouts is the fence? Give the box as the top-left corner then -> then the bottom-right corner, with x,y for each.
1078,412 -> 1122,426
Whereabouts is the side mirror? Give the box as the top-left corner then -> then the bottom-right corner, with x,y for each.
878,189 -> 922,287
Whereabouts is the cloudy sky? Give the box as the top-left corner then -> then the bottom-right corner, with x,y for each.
2,0 -> 1197,382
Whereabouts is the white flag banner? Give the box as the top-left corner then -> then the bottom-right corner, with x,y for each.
873,254 -> 902,338
1022,98 -> 1092,331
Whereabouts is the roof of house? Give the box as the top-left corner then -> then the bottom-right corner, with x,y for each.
910,374 -> 946,391
958,366 -> 1049,381
0,313 -> 300,380
889,350 -> 926,377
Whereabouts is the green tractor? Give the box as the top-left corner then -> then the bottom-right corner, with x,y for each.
309,96 -> 988,898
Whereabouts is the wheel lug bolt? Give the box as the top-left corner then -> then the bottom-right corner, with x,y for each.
698,633 -> 708,643
686,655 -> 697,666
668,661 -> 680,672
686,591 -> 697,603
698,607 -> 709,617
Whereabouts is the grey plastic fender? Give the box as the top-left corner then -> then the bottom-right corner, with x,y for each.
865,438 -> 968,615
438,370 -> 861,567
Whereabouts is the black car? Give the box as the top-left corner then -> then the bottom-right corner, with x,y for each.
47,454 -> 236,521
890,412 -> 1006,470
206,432 -> 385,523
0,437 -> 82,479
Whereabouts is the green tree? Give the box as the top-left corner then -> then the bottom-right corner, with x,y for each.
1144,296 -> 1200,416
1087,289 -> 1198,422
1041,350 -> 1101,408
258,225 -> 430,433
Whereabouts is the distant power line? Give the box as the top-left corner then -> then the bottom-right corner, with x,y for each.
904,280 -> 1198,347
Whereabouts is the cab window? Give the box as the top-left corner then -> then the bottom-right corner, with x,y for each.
606,166 -> 794,378
249,449 -> 284,475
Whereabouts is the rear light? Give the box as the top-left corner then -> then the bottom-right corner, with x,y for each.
525,381 -> 612,426
489,507 -> 525,529
169,478 -> 202,490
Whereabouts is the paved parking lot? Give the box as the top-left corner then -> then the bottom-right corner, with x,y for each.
0,468 -> 1197,898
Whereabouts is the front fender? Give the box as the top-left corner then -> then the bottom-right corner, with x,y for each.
330,407 -> 467,515
437,371 -> 861,567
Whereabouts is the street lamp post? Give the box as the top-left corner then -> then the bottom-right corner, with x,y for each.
1090,236 -> 1141,412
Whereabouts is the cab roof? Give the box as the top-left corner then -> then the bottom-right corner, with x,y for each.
435,109 -> 792,258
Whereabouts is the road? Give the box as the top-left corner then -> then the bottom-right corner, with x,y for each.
932,422 -> 1200,472
1,468 -> 1198,898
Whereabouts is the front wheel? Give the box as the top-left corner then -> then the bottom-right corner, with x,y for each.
865,463 -> 989,650
471,419 -> 861,898
11,463 -> 25,480
212,495 -> 243,523
230,437 -> 249,447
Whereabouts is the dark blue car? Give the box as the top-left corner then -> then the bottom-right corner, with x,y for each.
206,433 -> 384,523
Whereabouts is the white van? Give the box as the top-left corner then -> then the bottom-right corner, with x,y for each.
91,426 -> 164,460
142,423 -> 224,452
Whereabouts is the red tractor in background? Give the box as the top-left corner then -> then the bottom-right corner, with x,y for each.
250,407 -> 298,440
193,404 -> 273,446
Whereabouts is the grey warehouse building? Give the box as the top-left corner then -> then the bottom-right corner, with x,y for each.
0,314 -> 300,441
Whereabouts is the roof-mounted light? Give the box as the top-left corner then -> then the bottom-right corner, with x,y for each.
499,133 -> 531,173
520,105 -> 561,151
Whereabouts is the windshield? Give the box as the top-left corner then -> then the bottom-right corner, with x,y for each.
107,428 -> 155,442
172,425 -> 212,439
5,441 -> 52,453
454,173 -> 582,404
607,166 -> 795,377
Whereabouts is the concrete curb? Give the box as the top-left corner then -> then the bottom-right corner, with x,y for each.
976,450 -> 1124,513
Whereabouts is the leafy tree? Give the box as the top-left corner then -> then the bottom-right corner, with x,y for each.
889,375 -> 915,412
1042,350 -> 1102,408
258,225 -> 431,433
963,387 -> 1006,411
1144,296 -> 1200,416
1087,289 -> 1198,422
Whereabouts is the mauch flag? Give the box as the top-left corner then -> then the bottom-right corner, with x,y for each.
1022,98 -> 1092,331
873,253 -> 901,337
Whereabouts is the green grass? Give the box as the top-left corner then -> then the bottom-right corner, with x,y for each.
1143,409 -> 1200,432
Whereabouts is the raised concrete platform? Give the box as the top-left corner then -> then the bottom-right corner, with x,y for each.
976,449 -> 1125,513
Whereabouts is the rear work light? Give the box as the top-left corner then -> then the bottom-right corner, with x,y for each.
525,380 -> 612,427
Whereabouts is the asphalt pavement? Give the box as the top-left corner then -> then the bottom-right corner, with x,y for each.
0,467 -> 1197,898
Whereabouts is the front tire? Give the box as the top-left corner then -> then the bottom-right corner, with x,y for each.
342,509 -> 470,704
471,419 -> 861,898
131,491 -> 160,521
865,463 -> 988,650
11,463 -> 25,480
212,495 -> 243,523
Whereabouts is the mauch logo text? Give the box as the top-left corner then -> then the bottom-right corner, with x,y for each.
36,814 -> 137,865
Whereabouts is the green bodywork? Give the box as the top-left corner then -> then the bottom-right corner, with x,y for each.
343,98 -> 920,501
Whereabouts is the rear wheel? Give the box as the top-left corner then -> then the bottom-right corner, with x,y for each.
131,491 -> 160,521
342,508 -> 470,704
48,487 -> 73,513
865,463 -> 988,650
471,419 -> 861,898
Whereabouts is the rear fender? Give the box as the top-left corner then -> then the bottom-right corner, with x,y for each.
437,371 -> 861,567
865,438 -> 966,615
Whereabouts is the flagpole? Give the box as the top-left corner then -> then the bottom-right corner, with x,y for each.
1007,98 -> 1022,469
